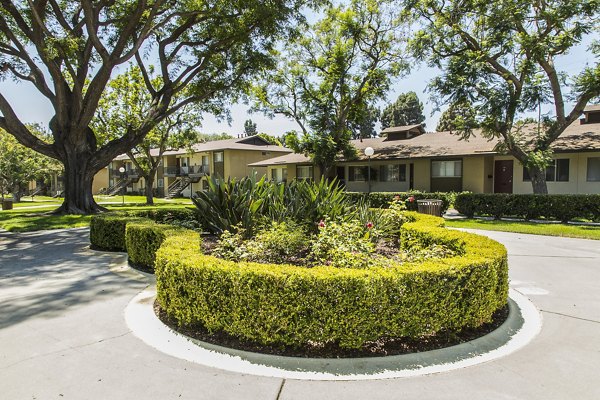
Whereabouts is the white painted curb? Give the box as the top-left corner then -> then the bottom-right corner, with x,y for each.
125,288 -> 541,381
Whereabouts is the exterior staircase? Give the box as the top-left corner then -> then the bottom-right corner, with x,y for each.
29,187 -> 44,197
166,177 -> 191,198
105,178 -> 133,196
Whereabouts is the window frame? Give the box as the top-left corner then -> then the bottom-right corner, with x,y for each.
379,164 -> 407,182
296,165 -> 313,180
523,159 -> 570,182
587,157 -> 600,182
431,159 -> 462,178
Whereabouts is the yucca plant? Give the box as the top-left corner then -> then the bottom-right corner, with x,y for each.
191,174 -> 269,234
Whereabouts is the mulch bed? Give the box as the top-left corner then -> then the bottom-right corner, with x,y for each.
155,302 -> 509,358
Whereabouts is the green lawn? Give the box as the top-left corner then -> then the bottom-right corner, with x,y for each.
7,195 -> 192,209
445,218 -> 600,240
0,200 -> 194,232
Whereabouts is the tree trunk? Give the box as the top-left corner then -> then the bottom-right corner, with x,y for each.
527,166 -> 549,194
12,183 -> 22,202
144,172 -> 156,205
53,151 -> 106,214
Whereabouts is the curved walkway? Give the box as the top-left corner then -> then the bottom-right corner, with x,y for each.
0,228 -> 599,399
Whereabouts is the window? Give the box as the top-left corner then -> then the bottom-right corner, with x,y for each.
523,159 -> 569,182
158,179 -> 164,187
296,165 -> 313,180
201,155 -> 209,166
271,167 -> 287,182
431,160 -> 462,178
348,166 -> 379,182
380,164 -> 407,182
587,157 -> 600,182
214,151 -> 224,163
348,166 -> 367,181
271,168 -> 287,182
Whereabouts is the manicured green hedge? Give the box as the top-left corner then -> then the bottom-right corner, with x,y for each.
347,191 -> 457,214
89,214 -> 149,251
126,222 -> 199,273
155,211 -> 508,349
90,210 -> 200,272
454,193 -> 600,222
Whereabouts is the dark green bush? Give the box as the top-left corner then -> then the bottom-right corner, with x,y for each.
347,191 -> 457,214
126,222 -> 200,272
128,208 -> 199,224
155,212 -> 508,349
90,214 -> 149,251
454,193 -> 600,222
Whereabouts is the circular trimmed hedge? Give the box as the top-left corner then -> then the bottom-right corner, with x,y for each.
90,210 -> 508,349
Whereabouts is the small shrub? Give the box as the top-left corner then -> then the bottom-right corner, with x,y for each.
129,208 -> 200,227
90,214 -> 148,251
247,221 -> 308,264
347,191 -> 457,214
213,222 -> 309,265
126,222 -> 168,272
309,219 -> 382,269
454,193 -> 600,222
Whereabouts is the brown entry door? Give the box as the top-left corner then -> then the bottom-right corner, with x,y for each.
494,160 -> 513,193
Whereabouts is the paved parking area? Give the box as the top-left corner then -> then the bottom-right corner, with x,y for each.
1,228 -> 599,399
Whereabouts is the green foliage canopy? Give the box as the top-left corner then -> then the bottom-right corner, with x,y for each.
407,0 -> 600,193
253,0 -> 408,175
380,92 -> 426,129
0,126 -> 61,200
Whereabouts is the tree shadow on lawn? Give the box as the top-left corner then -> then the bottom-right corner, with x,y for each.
0,229 -> 148,329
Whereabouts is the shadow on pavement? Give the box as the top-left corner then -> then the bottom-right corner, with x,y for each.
0,229 -> 148,329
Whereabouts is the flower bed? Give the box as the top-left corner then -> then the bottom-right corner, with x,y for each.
153,212 -> 507,349
91,186 -> 508,351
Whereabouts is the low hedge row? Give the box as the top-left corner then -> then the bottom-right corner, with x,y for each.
346,191 -> 457,214
454,193 -> 600,222
90,214 -> 147,251
90,211 -> 200,273
126,222 -> 198,273
155,211 -> 508,349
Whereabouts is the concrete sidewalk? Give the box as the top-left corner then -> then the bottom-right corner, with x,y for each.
1,228 -> 599,399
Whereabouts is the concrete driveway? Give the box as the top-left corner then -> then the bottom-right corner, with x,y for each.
1,228 -> 599,399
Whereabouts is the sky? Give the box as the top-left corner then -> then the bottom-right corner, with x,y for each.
0,19 -> 596,140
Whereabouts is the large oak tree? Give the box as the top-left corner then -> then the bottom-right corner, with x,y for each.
0,0 -> 311,213
407,0 -> 600,193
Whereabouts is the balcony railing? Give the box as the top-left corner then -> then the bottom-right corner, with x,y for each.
111,169 -> 142,178
164,165 -> 209,176
189,165 -> 210,176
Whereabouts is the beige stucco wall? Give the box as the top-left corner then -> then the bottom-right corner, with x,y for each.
494,152 -> 600,194
224,149 -> 286,179
412,159 -> 430,192
92,168 -> 109,194
462,156 -> 485,193
177,149 -> 287,196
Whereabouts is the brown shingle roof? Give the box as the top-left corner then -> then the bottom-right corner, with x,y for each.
584,104 -> 600,113
163,137 -> 292,156
250,119 -> 600,167
380,124 -> 426,135
115,136 -> 291,160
